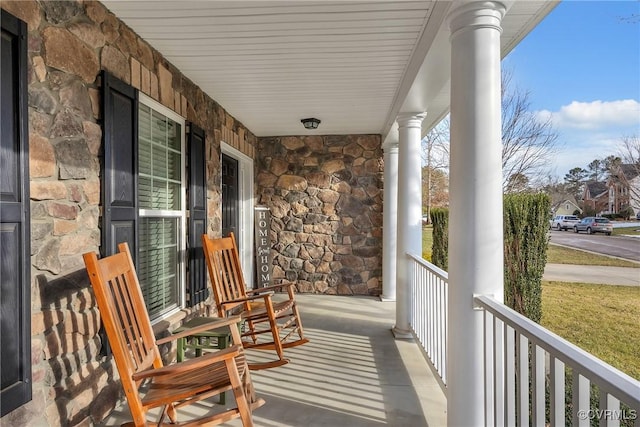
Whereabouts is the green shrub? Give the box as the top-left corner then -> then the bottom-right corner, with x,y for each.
430,208 -> 448,270
620,205 -> 634,220
503,193 -> 550,323
426,194 -> 550,323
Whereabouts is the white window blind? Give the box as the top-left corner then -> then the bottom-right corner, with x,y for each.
137,99 -> 185,319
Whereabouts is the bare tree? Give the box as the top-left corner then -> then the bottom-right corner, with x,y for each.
618,135 -> 640,165
422,71 -> 560,204
501,71 -> 559,192
421,117 -> 450,222
615,135 -> 640,214
505,172 -> 530,193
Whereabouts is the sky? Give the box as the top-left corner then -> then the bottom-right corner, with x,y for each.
502,0 -> 640,180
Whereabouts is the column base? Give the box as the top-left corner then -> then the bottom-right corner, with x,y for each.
391,326 -> 414,340
379,295 -> 396,302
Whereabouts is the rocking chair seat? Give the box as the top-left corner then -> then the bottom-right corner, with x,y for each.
139,347 -> 247,408
231,299 -> 294,321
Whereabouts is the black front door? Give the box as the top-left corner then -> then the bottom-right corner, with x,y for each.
221,154 -> 239,242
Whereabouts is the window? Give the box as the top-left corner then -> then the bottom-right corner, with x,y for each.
137,95 -> 186,319
102,71 -> 205,326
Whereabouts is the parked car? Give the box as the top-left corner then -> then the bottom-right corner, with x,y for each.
550,215 -> 580,231
573,217 -> 613,235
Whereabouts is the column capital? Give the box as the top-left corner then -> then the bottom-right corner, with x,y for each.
448,1 -> 506,36
396,112 -> 427,129
382,141 -> 399,152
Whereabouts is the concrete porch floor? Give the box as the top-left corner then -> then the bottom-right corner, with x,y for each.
98,295 -> 447,427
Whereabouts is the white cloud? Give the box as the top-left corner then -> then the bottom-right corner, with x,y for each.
537,99 -> 640,130
537,100 -> 640,178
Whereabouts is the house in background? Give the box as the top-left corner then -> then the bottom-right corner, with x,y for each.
549,193 -> 582,217
608,164 -> 640,216
582,181 -> 609,215
629,173 -> 640,216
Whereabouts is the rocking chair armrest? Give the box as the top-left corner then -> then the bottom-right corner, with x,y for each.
131,344 -> 243,381
245,283 -> 295,295
155,315 -> 242,345
220,292 -> 275,306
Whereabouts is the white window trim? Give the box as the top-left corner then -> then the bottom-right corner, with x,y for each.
139,93 -> 187,320
221,142 -> 255,288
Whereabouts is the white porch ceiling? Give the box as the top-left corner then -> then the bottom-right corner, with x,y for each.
102,1 -> 557,141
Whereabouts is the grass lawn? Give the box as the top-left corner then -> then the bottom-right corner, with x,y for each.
422,224 -> 433,262
542,281 -> 640,380
547,244 -> 639,268
612,225 -> 640,236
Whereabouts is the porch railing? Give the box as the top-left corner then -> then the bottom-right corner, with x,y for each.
408,253 -> 447,389
407,254 -> 640,425
476,295 -> 640,427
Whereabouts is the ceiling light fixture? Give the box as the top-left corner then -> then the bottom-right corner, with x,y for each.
301,118 -> 321,130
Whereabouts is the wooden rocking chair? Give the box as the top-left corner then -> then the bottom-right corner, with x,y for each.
202,233 -> 309,370
83,243 -> 265,426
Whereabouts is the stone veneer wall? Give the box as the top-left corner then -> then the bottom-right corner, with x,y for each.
257,135 -> 384,296
0,1 -> 256,425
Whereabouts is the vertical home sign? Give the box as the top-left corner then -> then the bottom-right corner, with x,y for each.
254,206 -> 272,287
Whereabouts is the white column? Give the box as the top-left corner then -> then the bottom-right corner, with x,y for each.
393,113 -> 426,338
447,2 -> 506,426
381,142 -> 399,301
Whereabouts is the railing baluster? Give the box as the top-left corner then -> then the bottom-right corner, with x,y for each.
549,356 -> 565,427
427,270 -> 432,359
436,276 -> 442,372
494,316 -> 504,427
505,324 -> 515,427
573,372 -> 591,427
518,335 -> 529,426
485,310 -> 495,427
442,278 -> 447,385
422,266 -> 426,348
604,393 -> 620,427
531,345 -> 546,426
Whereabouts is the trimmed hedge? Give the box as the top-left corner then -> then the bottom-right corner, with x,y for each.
503,193 -> 550,323
428,194 -> 550,322
430,208 -> 449,270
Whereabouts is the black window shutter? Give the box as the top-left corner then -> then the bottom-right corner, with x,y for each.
1,9 -> 32,416
187,124 -> 208,306
101,70 -> 138,261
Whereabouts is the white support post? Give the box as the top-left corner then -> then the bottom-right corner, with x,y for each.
447,2 -> 506,426
393,113 -> 426,339
381,142 -> 399,302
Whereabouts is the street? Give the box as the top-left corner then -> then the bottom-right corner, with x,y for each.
549,229 -> 640,262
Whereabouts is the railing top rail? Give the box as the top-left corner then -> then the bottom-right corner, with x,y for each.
475,295 -> 640,408
407,252 -> 448,281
